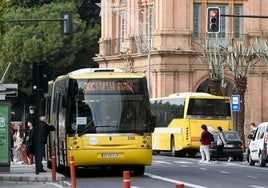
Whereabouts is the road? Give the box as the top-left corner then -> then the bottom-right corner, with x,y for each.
69,155 -> 268,188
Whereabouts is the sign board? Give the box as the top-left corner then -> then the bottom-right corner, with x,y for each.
0,102 -> 11,172
0,84 -> 18,100
231,95 -> 240,111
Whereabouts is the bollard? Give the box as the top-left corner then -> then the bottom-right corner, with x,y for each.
123,171 -> 131,188
51,151 -> 56,181
176,184 -> 184,188
69,156 -> 76,188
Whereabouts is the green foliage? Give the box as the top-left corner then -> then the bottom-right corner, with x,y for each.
0,1 -> 100,109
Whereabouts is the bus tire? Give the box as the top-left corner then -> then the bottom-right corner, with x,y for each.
171,137 -> 179,157
188,151 -> 197,157
133,166 -> 145,176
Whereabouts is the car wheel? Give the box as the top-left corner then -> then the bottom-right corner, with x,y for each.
249,153 -> 255,166
259,153 -> 266,167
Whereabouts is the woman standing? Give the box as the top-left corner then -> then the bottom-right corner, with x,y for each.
216,126 -> 232,162
199,124 -> 211,163
14,124 -> 24,163
25,119 -> 35,165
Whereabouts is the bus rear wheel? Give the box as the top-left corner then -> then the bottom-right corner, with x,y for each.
171,137 -> 179,157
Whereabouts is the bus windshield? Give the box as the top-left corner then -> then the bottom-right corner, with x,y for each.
187,98 -> 231,117
68,78 -> 152,135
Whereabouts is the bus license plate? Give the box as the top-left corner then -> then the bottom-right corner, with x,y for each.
102,153 -> 119,158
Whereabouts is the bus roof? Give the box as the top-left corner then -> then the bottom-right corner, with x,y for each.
151,92 -> 230,100
54,68 -> 146,81
168,92 -> 212,97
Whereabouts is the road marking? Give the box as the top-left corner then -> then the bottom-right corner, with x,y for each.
153,160 -> 171,164
174,161 -> 193,164
145,173 -> 208,188
199,168 -> 208,171
220,171 -> 230,174
248,185 -> 266,188
247,175 -> 258,179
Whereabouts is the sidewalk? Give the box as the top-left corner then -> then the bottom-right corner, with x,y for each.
0,162 -> 68,187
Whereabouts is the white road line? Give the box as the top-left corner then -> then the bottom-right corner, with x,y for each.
145,173 -> 208,188
247,175 -> 258,179
248,185 -> 266,188
199,168 -> 208,171
153,160 -> 171,164
174,161 -> 193,164
220,171 -> 230,174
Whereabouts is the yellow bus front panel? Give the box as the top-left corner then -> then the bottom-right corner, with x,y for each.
66,134 -> 152,167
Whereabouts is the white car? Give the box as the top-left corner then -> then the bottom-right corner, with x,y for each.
248,122 -> 268,167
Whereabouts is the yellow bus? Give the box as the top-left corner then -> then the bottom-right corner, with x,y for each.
44,68 -> 155,175
150,92 -> 233,157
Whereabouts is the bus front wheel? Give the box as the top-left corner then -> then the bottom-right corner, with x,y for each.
133,166 -> 145,176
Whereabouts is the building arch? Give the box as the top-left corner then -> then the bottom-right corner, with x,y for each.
195,76 -> 238,97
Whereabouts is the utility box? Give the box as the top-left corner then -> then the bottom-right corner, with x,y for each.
0,102 -> 11,173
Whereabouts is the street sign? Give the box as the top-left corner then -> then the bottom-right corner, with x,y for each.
231,95 -> 240,111
0,84 -> 18,100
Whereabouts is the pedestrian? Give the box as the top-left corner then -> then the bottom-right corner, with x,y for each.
246,122 -> 257,162
24,119 -> 35,165
199,124 -> 211,163
13,123 -> 24,163
10,123 -> 16,163
34,116 -> 55,174
215,126 -> 232,162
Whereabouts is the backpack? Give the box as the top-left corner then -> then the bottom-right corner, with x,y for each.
210,132 -> 214,142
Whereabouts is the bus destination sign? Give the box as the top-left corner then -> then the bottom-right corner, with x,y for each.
84,80 -> 135,93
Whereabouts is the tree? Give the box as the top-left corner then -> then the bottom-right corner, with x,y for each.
200,37 -> 268,146
0,1 -> 100,118
199,43 -> 227,96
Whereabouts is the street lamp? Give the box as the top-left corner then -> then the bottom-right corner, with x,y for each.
147,0 -> 152,97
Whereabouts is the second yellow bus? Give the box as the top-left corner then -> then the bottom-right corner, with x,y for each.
150,92 -> 233,157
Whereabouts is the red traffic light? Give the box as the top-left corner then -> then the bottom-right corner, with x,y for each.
207,7 -> 220,33
210,10 -> 218,18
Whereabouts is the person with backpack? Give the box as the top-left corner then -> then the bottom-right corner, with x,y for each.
199,124 -> 211,163
216,126 -> 232,162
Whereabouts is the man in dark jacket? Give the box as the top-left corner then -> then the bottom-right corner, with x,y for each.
35,116 -> 55,174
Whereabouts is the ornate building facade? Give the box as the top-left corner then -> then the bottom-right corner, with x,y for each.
94,0 -> 268,136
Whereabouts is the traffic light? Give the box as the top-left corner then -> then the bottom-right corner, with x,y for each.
61,12 -> 73,36
32,61 -> 49,93
207,7 -> 220,33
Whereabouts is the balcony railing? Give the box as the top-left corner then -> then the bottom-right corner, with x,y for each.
99,32 -> 266,56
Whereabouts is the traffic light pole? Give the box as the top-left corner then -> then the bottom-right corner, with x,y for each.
221,14 -> 268,19
6,12 -> 73,35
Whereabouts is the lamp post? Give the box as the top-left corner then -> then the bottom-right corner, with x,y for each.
147,0 -> 152,97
